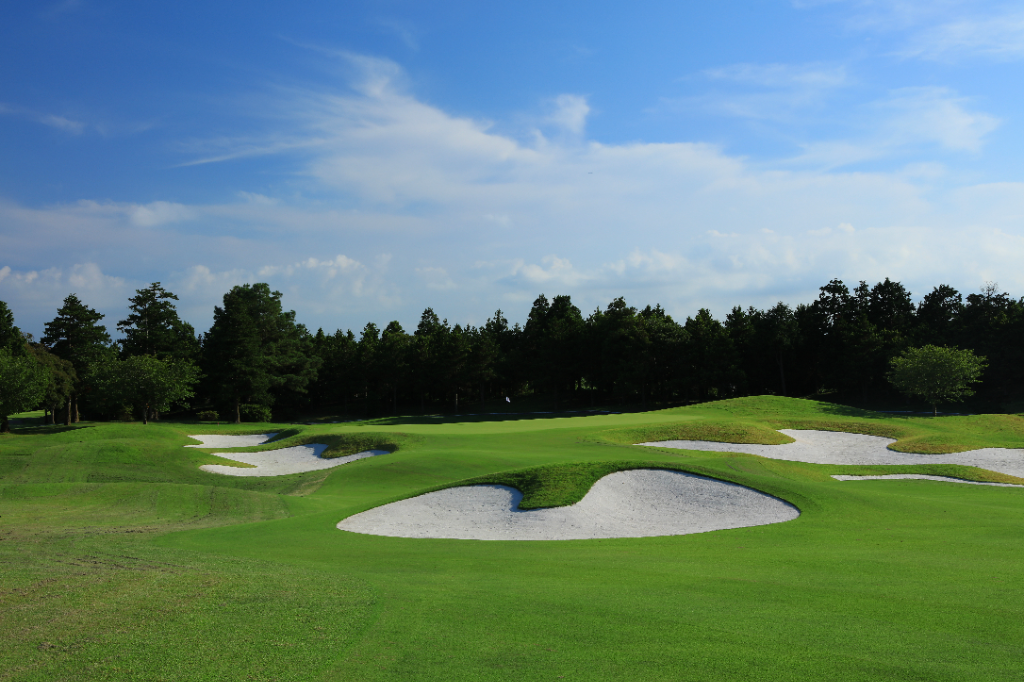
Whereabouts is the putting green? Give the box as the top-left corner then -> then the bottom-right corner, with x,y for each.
2,397 -> 1023,681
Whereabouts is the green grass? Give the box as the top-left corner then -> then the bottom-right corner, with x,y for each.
2,396 -> 1024,680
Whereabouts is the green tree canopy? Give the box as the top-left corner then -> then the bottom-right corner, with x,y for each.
90,356 -> 200,424
117,282 -> 200,361
41,294 -> 113,422
202,283 -> 319,423
888,345 -> 986,415
0,349 -> 48,432
27,344 -> 77,424
0,301 -> 26,356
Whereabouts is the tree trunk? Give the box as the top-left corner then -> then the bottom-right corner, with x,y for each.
393,386 -> 397,415
64,399 -> 71,426
0,415 -> 9,433
72,393 -> 80,423
777,354 -> 787,396
234,398 -> 241,424
142,403 -> 149,425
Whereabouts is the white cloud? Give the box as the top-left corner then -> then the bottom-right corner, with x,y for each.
510,256 -> 589,287
129,201 -> 196,227
0,263 -> 129,326
904,12 -> 1024,60
547,94 -> 590,135
791,87 -> 999,166
416,266 -> 456,291
876,87 -> 1000,151
5,53 -> 1024,335
797,1 -> 1024,62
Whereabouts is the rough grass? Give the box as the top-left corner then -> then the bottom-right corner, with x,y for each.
184,429 -> 403,460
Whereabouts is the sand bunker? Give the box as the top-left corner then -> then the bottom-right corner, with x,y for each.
640,429 -> 1024,479
337,469 -> 799,540
185,434 -> 278,448
200,446 -> 389,477
832,474 -> 1024,487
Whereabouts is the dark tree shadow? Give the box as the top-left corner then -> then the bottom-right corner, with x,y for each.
360,409 -> 624,427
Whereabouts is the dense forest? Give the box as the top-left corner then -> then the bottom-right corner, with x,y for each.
3,276 -> 1023,424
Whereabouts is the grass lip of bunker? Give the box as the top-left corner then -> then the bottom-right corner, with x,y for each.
639,428 -> 1024,479
336,468 -> 799,541
188,432 -> 389,477
185,433 -> 279,448
832,474 -> 1024,487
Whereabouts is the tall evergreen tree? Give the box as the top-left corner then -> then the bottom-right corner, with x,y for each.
0,301 -> 25,356
310,328 -> 359,414
523,294 -> 584,409
41,294 -> 113,422
412,308 -> 446,411
202,284 -> 319,423
915,285 -> 963,347
684,309 -> 737,401
379,321 -> 409,414
117,282 -> 199,361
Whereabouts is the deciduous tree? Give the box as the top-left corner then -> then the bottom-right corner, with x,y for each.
90,356 -> 200,424
0,349 -> 48,433
888,345 -> 986,415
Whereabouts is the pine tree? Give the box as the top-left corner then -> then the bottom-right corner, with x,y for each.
202,284 -> 319,423
41,294 -> 112,422
118,282 -> 199,361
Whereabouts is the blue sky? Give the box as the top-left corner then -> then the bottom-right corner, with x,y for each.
3,0 -> 1024,337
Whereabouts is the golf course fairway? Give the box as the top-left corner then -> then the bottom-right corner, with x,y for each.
2,396 -> 1023,681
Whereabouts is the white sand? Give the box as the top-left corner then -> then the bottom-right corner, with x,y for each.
185,433 -> 278,448
337,469 -> 799,541
832,474 -> 1024,487
640,429 -> 1024,479
200,446 -> 390,477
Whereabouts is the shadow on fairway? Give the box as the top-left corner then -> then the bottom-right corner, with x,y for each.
812,401 -> 919,420
365,409 -> 624,426
7,424 -> 95,436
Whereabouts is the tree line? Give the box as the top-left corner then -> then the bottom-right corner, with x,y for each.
1,277 -> 1022,428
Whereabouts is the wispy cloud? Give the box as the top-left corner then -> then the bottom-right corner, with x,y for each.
793,86 -> 1000,166
374,17 -> 420,50
902,10 -> 1024,60
797,1 -> 1024,62
0,103 -> 86,134
876,86 -> 1000,150
663,61 -> 850,123
704,62 -> 849,88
